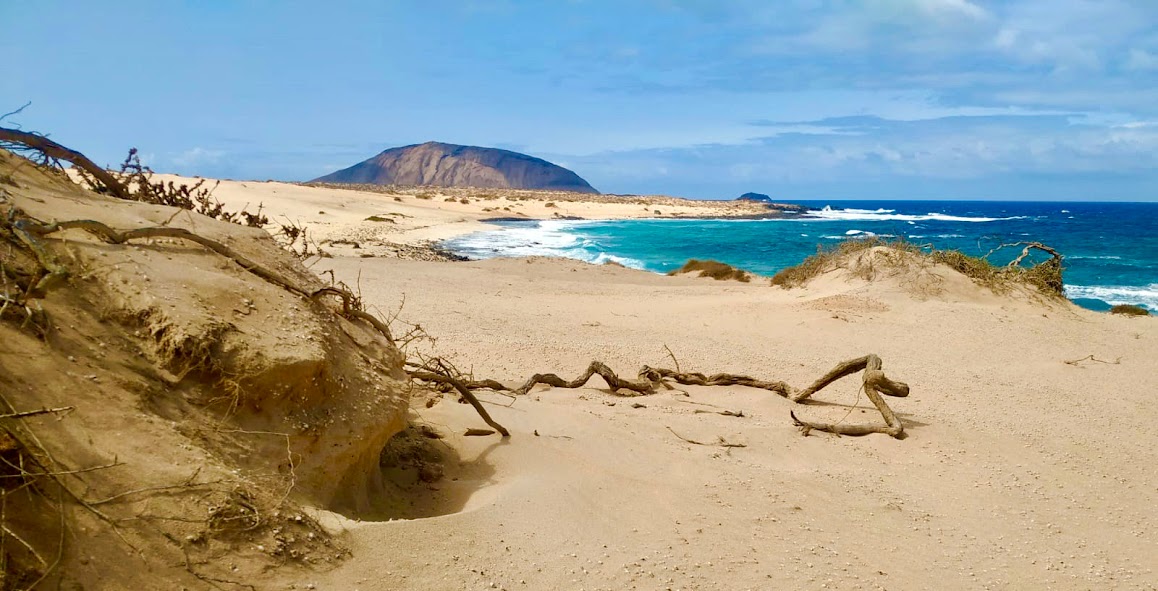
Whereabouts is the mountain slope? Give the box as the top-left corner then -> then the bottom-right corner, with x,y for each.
313,141 -> 599,194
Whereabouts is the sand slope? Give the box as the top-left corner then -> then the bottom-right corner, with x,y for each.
286,255 -> 1157,590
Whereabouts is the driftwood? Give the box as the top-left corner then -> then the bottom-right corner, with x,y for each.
788,355 -> 907,438
462,355 -> 910,439
512,361 -> 653,396
641,355 -> 908,403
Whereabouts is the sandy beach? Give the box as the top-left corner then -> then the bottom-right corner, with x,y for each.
296,257 -> 1156,590
151,175 -> 793,258
2,165 -> 1155,590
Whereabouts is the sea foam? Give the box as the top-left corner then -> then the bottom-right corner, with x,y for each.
806,205 -> 1023,223
443,220 -> 646,269
1065,284 -> 1158,310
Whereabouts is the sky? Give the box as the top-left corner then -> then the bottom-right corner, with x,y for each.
3,0 -> 1157,201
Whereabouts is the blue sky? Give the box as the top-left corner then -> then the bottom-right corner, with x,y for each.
3,1 -> 1157,200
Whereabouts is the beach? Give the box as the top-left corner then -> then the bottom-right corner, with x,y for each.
3,168 -> 1155,590
158,176 -> 791,255
193,179 -> 1158,589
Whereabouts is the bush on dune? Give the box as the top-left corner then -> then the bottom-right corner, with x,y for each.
668,259 -> 752,282
770,237 -> 1066,298
1110,304 -> 1150,316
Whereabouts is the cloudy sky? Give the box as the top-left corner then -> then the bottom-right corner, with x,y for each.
3,1 -> 1157,200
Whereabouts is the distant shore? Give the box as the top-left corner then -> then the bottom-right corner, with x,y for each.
152,175 -> 811,259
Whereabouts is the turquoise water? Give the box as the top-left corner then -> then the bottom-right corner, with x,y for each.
442,201 -> 1158,311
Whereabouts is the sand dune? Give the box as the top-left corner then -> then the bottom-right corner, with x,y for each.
297,254 -> 1156,590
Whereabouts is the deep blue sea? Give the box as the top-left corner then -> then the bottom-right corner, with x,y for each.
442,201 -> 1158,312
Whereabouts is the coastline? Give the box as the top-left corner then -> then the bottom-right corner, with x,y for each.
153,174 -> 808,259
172,176 -> 1156,311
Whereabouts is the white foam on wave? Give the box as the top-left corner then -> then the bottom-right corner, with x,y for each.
806,205 -> 1023,223
1065,283 -> 1158,310
821,230 -> 897,240
442,221 -> 646,269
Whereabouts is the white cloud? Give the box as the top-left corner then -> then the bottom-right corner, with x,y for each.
1125,48 -> 1158,71
913,0 -> 988,21
171,147 -> 225,168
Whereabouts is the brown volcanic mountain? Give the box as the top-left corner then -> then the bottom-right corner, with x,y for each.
313,141 -> 599,194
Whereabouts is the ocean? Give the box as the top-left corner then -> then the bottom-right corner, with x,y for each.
441,200 -> 1158,312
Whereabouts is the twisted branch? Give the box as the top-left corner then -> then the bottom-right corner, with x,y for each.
0,127 -> 130,199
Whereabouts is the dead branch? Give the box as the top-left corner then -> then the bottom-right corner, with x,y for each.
460,355 -> 909,438
0,126 -> 131,199
1004,241 -> 1063,269
1064,354 -> 1121,366
789,355 -> 907,438
693,409 -> 744,417
0,459 -> 122,479
640,366 -> 794,398
0,102 -> 31,124
409,371 -> 510,437
663,344 -> 681,373
0,405 -> 74,420
513,361 -> 654,396
10,214 -> 307,298
666,426 -> 746,448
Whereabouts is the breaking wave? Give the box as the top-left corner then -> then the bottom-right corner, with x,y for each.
1065,284 -> 1158,310
806,205 -> 1024,223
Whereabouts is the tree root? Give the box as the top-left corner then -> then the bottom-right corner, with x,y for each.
513,361 -> 654,396
455,355 -> 910,439
639,366 -> 793,398
408,371 -> 510,437
789,355 -> 907,438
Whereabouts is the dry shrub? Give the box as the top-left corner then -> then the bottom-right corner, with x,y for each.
0,428 -> 53,588
206,488 -> 265,537
669,259 -> 752,282
545,202 -> 557,208
1110,304 -> 1150,316
771,237 -> 1066,298
76,149 -> 269,228
415,193 -> 433,200
771,238 -> 906,287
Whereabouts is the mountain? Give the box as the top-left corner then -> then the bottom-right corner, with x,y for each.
312,141 -> 599,194
736,192 -> 773,202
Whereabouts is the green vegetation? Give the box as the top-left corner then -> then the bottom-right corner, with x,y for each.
770,237 -> 1065,297
1110,304 -> 1150,316
668,259 -> 752,282
770,238 -> 915,288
